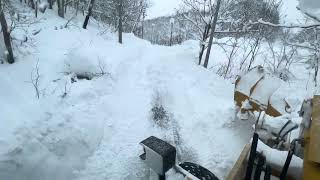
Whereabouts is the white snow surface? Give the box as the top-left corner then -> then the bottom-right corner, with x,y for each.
0,7 -> 253,180
0,4 -> 314,180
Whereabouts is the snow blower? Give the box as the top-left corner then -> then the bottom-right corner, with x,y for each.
139,136 -> 219,180
227,95 -> 320,180
139,96 -> 320,180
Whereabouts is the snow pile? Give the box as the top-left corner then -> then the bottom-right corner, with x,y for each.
65,46 -> 102,78
38,2 -> 49,13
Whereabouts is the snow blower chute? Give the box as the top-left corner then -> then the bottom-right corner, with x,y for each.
234,66 -> 291,119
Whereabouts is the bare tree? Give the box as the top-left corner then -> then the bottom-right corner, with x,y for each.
83,0 -> 95,29
29,0 -> 35,9
35,0 -> 38,17
218,35 -> 240,78
203,0 -> 222,68
247,35 -> 263,70
93,0 -> 148,43
256,7 -> 320,85
179,0 -> 225,65
118,0 -> 123,44
300,28 -> 320,86
48,0 -> 53,9
57,0 -> 64,18
0,0 -> 14,64
30,60 -> 41,99
266,30 -> 298,77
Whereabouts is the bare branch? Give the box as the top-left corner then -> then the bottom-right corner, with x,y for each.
30,59 -> 41,99
296,6 -> 320,23
250,19 -> 320,29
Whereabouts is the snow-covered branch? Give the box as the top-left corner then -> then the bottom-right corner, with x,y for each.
181,12 -> 204,35
250,19 -> 320,29
296,6 -> 320,23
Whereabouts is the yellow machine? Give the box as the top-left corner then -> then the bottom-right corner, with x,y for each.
227,95 -> 320,180
138,96 -> 320,180
303,95 -> 320,180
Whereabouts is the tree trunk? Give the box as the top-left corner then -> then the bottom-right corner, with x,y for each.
82,0 -> 95,29
35,0 -> 38,17
57,0 -> 64,18
118,0 -> 123,44
247,37 -> 261,71
75,0 -> 79,15
48,0 -> 53,9
65,0 -> 67,13
169,22 -> 173,46
29,0 -> 35,9
0,0 -> 14,64
199,24 -> 210,65
141,11 -> 145,39
203,0 -> 222,68
315,57 -> 319,86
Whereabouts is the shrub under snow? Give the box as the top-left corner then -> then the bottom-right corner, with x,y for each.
150,90 -> 170,128
65,47 -> 100,80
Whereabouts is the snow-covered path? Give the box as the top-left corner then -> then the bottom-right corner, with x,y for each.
72,39 -> 254,179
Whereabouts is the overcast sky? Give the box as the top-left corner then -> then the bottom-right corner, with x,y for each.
146,0 -> 182,19
299,0 -> 320,9
146,0 -> 319,23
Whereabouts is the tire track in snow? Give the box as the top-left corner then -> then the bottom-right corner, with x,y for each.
76,44 -> 254,180
75,46 -> 159,180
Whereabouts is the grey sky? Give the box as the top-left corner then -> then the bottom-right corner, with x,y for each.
300,0 -> 320,9
146,0 -> 181,19
145,0 -> 319,23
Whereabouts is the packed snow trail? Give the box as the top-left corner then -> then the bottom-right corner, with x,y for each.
72,38 -> 255,179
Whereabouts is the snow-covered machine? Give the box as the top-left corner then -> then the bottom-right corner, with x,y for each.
234,66 -> 298,150
138,73 -> 320,180
139,136 -> 176,180
234,66 -> 291,118
227,95 -> 320,180
139,95 -> 320,180
139,136 -> 219,180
